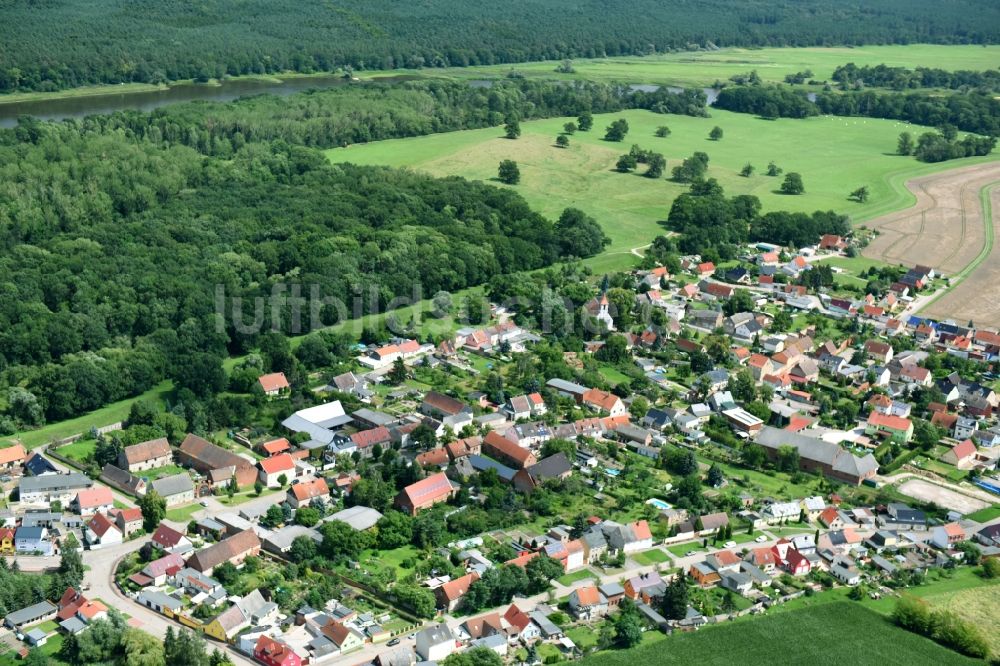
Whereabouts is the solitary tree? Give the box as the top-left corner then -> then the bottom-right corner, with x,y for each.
709,126 -> 724,140
897,131 -> 915,155
497,160 -> 520,184
504,118 -> 521,139
655,125 -> 671,137
563,122 -> 577,134
766,161 -> 782,176
388,356 -> 408,384
740,163 -> 755,177
577,111 -> 593,131
139,488 -> 166,532
780,172 -> 805,195
555,134 -> 569,148
849,186 -> 870,203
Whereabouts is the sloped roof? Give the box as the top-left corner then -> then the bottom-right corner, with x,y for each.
258,372 -> 290,392
289,477 -> 329,502
75,486 -> 113,509
188,530 -> 260,572
398,472 -> 454,508
122,438 -> 171,465
259,453 -> 295,475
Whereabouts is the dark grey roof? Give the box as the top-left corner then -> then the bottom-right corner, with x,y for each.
151,473 -> 194,497
526,453 -> 572,480
19,473 -> 92,494
5,601 -> 56,626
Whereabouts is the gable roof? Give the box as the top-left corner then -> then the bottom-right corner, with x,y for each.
261,438 -> 291,455
422,391 -> 469,416
259,453 -> 295,475
258,372 -> 290,392
289,477 -> 329,502
483,431 -> 534,466
87,512 -> 118,538
0,444 -> 26,466
152,523 -> 186,548
350,426 -> 391,449
75,486 -> 113,509
572,586 -> 602,606
438,571 -> 479,602
399,472 -> 454,508
949,439 -> 977,460
188,530 -> 260,572
122,438 -> 171,465
179,434 -> 251,473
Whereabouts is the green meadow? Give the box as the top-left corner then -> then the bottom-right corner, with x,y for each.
360,45 -> 1000,88
328,109 -> 996,264
580,602 -> 978,666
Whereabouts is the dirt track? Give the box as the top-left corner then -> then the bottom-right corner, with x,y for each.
862,162 -> 1000,325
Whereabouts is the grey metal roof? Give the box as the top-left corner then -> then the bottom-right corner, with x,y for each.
19,473 -> 92,494
326,505 -> 383,531
5,601 -> 56,626
151,473 -> 194,497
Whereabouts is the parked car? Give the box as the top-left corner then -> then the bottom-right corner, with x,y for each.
387,638 -> 400,647
755,535 -> 767,543
724,540 -> 737,548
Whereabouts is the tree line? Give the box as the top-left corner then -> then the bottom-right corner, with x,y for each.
832,63 -> 1000,92
1,0 -> 998,92
713,84 -> 999,153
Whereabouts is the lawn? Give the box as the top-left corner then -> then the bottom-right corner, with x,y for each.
630,548 -> 671,566
580,602 -> 978,665
217,486 -> 279,506
2,380 -> 173,450
56,438 -> 97,463
164,503 -> 202,523
144,464 -> 187,480
328,109 -> 996,260
665,541 -> 705,558
557,568 -> 599,586
965,505 -> 1000,522
361,45 -> 1000,90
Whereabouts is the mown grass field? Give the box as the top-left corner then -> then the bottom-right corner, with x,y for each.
580,602 -> 979,665
1,379 -> 173,450
363,45 -> 1000,88
965,505 -> 1000,522
328,109 -> 995,269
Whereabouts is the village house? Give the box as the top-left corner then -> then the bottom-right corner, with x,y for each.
84,512 -> 122,549
258,453 -> 297,488
177,433 -> 257,487
187,529 -> 261,574
287,477 -> 330,509
395,472 -> 457,516
71,486 -> 114,516
118,438 -> 173,472
151,473 -> 196,506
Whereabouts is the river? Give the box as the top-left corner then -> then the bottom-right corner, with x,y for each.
0,74 -> 411,128
0,76 -> 816,128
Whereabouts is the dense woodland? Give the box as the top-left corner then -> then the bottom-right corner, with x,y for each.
0,107 -> 608,425
86,79 -> 706,153
1,0 -> 999,92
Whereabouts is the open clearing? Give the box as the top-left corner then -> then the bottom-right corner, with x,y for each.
361,45 -> 1000,89
897,478 -> 989,515
580,602 -> 977,665
328,109 -> 994,272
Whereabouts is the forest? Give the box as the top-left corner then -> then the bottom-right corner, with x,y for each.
0,108 -> 607,425
0,0 -> 998,92
84,79 -> 706,154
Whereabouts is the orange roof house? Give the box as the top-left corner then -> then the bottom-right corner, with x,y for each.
0,444 -> 26,469
258,372 -> 290,395
261,438 -> 291,456
435,571 -> 480,612
482,431 -> 537,469
395,472 -> 456,515
287,477 -> 329,507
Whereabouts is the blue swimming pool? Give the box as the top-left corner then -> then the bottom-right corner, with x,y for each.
604,468 -> 621,477
646,498 -> 672,510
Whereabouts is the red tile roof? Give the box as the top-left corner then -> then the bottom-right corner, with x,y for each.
399,471 -> 454,508
949,439 -> 977,460
75,486 -> 113,509
152,523 -> 186,548
0,444 -> 26,466
415,448 -> 449,467
867,412 -> 912,432
259,453 -> 295,475
262,438 -> 291,455
573,586 -> 601,606
87,512 -> 118,538
289,477 -> 329,502
258,372 -> 290,392
350,426 -> 391,449
438,572 -> 479,602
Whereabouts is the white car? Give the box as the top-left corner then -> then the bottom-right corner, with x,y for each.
724,540 -> 737,548
755,535 -> 767,543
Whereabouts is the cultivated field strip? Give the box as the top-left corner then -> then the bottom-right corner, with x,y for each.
862,162 -> 1000,275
